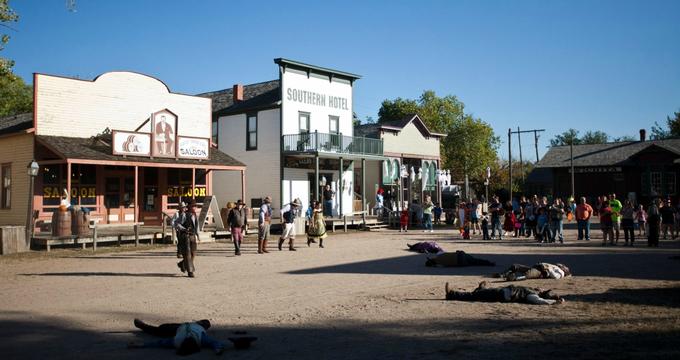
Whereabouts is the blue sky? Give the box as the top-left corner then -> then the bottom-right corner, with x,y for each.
4,0 -> 680,159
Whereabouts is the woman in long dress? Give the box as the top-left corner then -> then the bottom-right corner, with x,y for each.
307,202 -> 328,248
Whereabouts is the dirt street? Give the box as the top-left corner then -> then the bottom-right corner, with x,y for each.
1,223 -> 679,359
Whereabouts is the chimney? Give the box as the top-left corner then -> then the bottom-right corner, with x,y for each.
639,129 -> 646,142
233,84 -> 244,103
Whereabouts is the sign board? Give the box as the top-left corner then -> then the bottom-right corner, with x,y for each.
198,195 -> 225,231
177,136 -> 210,159
151,109 -> 178,158
112,131 -> 151,156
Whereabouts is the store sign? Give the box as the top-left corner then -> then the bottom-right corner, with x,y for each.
44,186 -> 96,198
177,136 -> 209,160
286,88 -> 350,110
569,167 -> 622,173
151,109 -> 178,158
112,131 -> 151,156
284,156 -> 352,170
168,187 -> 207,197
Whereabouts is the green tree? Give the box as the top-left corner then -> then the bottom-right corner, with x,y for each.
651,109 -> 680,139
0,72 -> 32,116
550,129 -> 581,146
1,0 -> 19,75
581,130 -> 609,144
613,135 -> 637,142
377,90 -> 500,195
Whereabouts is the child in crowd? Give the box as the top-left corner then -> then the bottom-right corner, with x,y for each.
635,204 -> 647,236
536,208 -> 549,243
481,212 -> 490,240
433,203 -> 442,225
400,206 -> 409,232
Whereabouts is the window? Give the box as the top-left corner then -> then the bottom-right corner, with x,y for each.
1,164 -> 10,209
41,164 -> 97,212
246,113 -> 257,150
143,168 -> 158,211
329,115 -> 340,147
299,112 -> 310,134
666,172 -> 676,195
651,172 -> 662,196
212,120 -> 218,145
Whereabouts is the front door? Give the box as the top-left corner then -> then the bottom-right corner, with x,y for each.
104,174 -> 135,223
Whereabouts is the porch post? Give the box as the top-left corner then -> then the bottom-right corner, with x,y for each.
339,157 -> 343,217
437,159 -> 442,205
315,155 -> 320,201
134,166 -> 139,223
66,161 -> 72,204
361,158 -> 366,213
241,169 -> 246,204
191,168 -> 196,199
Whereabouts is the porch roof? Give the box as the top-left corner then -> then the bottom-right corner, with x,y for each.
36,135 -> 246,170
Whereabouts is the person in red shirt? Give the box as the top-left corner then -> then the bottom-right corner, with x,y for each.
575,197 -> 594,241
599,197 -> 614,245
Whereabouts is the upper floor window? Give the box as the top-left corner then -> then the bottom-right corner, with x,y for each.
211,120 -> 218,145
329,116 -> 339,134
299,112 -> 310,134
247,113 -> 257,150
1,164 -> 10,209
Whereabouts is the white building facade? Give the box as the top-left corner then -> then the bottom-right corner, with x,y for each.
205,59 -> 385,216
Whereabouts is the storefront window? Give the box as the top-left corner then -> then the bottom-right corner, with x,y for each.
1,164 -> 10,209
167,168 -> 195,205
71,164 -> 97,207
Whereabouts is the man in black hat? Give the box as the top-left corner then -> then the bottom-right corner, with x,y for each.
176,200 -> 199,277
227,199 -> 247,256
279,198 -> 301,251
258,196 -> 273,254
171,202 -> 187,258
444,281 -> 565,305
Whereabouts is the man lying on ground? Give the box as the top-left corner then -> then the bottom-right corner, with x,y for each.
128,318 -> 225,355
494,262 -> 572,281
444,281 -> 565,305
425,250 -> 495,267
407,241 -> 444,254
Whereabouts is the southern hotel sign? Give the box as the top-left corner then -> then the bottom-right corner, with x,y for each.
286,88 -> 350,110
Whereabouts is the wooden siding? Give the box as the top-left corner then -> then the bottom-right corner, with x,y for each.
382,122 -> 440,157
0,134 -> 34,226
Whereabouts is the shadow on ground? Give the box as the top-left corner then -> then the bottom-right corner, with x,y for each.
0,311 -> 678,360
286,251 -> 680,281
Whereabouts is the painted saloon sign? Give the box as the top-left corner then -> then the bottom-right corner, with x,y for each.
111,109 -> 210,160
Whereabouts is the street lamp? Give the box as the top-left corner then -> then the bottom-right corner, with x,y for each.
485,166 -> 491,204
26,160 -> 39,248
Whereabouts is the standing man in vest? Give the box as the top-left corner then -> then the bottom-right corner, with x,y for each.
279,198 -> 302,251
176,200 -> 199,278
227,200 -> 247,256
258,196 -> 273,254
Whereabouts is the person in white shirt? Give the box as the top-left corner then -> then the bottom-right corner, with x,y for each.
494,262 -> 572,281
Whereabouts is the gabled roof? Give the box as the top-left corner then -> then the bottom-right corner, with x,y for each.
0,112 -> 33,136
197,80 -> 281,115
274,58 -> 361,80
354,114 -> 447,139
536,139 -> 680,168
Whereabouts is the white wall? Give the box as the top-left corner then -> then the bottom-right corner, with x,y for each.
382,122 -> 440,157
35,72 -> 211,139
214,108 -> 280,213
280,68 -> 353,137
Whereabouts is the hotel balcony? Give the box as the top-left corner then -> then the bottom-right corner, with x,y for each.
282,131 -> 384,158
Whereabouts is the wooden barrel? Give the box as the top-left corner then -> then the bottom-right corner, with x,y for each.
52,210 -> 72,237
71,210 -> 90,236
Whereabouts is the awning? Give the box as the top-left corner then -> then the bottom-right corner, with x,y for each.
35,135 -> 245,170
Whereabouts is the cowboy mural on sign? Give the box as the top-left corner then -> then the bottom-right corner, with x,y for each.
152,110 -> 178,157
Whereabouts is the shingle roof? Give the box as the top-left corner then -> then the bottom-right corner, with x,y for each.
198,80 -> 280,115
0,112 -> 33,136
36,135 -> 245,168
536,139 -> 680,168
354,114 -> 447,139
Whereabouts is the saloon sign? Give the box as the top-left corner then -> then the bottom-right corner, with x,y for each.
111,109 -> 210,159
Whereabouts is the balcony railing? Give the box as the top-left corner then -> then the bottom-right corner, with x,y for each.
282,130 -> 383,156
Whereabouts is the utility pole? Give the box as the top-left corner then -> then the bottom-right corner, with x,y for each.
508,128 -> 512,202
517,126 -> 524,183
570,141 -> 575,199
534,130 -> 541,163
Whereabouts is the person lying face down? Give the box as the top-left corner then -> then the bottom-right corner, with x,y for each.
407,241 -> 444,254
444,281 -> 565,305
425,250 -> 495,267
128,318 -> 226,355
495,263 -> 572,281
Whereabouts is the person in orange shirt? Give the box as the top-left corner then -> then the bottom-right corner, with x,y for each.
575,197 -> 594,241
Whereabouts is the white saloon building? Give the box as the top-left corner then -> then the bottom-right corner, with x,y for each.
203,59 -> 385,216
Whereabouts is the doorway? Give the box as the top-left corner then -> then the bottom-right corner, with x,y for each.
104,171 -> 135,223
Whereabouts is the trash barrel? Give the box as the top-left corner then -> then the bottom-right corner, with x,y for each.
71,209 -> 90,236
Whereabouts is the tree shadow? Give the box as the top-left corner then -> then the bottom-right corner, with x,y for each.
1,312 -> 678,359
568,286 -> 680,308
